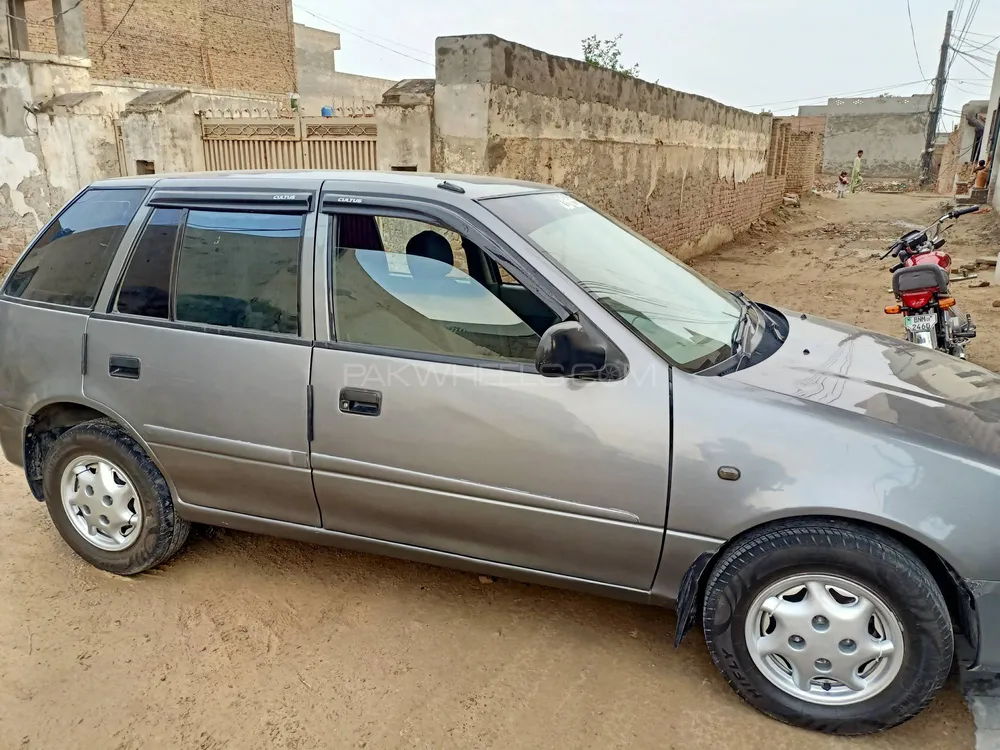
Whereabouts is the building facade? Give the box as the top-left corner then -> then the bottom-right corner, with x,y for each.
13,0 -> 297,95
0,0 -> 291,264
293,23 -> 397,115
983,51 -> 1000,209
818,94 -> 933,179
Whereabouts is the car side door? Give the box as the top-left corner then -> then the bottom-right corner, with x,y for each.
84,186 -> 321,526
309,191 -> 673,590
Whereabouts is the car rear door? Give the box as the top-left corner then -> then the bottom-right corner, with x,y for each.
309,189 -> 673,589
84,184 -> 321,526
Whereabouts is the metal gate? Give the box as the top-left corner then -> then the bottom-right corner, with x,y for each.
200,114 -> 378,171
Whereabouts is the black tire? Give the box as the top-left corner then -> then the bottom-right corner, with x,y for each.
701,519 -> 953,735
42,418 -> 190,575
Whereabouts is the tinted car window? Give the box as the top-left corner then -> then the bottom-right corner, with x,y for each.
332,215 -> 542,362
116,208 -> 182,319
375,216 -> 470,274
4,188 -> 145,308
174,210 -> 302,335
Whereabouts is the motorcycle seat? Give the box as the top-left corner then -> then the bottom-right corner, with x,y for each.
892,264 -> 949,296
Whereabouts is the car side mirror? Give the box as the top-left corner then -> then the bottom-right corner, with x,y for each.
535,321 -> 607,378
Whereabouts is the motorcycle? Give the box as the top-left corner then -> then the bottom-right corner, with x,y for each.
881,205 -> 980,359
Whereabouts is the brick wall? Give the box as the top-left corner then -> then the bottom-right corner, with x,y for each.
775,115 -> 826,183
785,131 -> 822,194
476,140 -> 782,263
25,0 -> 296,94
761,119 -> 791,211
433,35 -> 785,262
1,242 -> 23,271
763,175 -> 786,211
787,115 -> 827,133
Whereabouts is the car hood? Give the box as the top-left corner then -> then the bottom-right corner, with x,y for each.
728,311 -> 1000,458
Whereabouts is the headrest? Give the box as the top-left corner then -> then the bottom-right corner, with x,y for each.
405,231 -> 454,274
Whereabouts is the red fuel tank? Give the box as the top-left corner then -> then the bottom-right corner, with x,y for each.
906,250 -> 952,274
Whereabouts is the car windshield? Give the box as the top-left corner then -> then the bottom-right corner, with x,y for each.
484,192 -> 742,371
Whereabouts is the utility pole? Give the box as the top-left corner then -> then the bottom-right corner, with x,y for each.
922,10 -> 953,185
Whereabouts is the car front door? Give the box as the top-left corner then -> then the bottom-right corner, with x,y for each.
84,186 -> 321,526
309,193 -> 672,589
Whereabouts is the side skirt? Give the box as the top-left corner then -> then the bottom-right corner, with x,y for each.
176,498 -> 658,606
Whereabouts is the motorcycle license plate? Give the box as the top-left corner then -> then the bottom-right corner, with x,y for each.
903,313 -> 936,333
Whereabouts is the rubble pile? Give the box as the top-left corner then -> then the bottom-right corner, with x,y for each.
813,177 -> 916,194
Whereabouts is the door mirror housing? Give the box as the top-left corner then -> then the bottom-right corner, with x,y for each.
535,321 -> 607,378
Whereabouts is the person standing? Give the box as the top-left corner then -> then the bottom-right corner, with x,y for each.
850,149 -> 864,193
836,171 -> 849,198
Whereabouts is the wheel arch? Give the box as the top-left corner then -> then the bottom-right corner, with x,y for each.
23,398 -> 163,501
674,514 -> 974,653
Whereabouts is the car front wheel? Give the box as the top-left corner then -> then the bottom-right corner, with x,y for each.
702,519 -> 953,735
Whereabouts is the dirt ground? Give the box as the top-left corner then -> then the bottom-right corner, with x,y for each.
691,192 -> 1000,372
0,192 -> 992,749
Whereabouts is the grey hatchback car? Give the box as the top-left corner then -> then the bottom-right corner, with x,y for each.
2,171 -> 1000,734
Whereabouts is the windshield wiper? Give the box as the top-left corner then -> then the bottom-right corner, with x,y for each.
738,291 -> 787,345
729,291 -> 755,370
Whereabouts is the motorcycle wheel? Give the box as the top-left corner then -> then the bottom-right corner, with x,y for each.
942,309 -> 969,359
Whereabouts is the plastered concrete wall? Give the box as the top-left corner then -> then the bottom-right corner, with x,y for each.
959,100 -> 988,160
119,110 -> 201,175
296,23 -> 341,74
377,79 -> 434,172
295,24 -> 396,114
0,56 -> 102,266
936,126 -> 964,195
92,82 -> 281,176
798,105 -> 828,116
984,52 -> 1000,208
433,35 -> 776,260
0,58 -> 283,267
822,95 -> 932,178
92,81 -> 281,117
311,72 -> 397,112
988,68 -> 1000,209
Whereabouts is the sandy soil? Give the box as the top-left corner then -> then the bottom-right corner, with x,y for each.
0,192 -> 990,749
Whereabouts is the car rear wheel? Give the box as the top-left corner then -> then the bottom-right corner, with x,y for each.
701,519 -> 953,735
42,419 -> 190,575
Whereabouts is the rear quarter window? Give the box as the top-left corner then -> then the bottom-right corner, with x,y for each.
3,188 -> 145,308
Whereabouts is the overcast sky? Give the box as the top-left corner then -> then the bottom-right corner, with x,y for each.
293,0 -> 999,130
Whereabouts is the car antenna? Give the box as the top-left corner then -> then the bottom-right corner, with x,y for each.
437,180 -> 465,194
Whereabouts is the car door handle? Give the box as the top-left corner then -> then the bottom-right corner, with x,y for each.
109,355 -> 141,379
339,388 -> 381,417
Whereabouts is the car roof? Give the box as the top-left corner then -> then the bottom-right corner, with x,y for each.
89,170 -> 562,201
